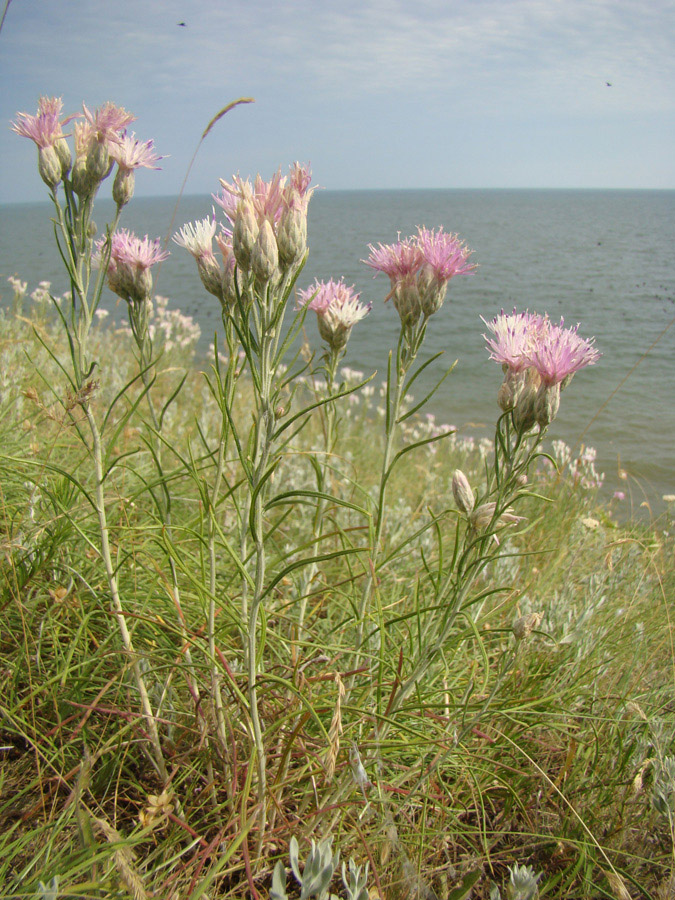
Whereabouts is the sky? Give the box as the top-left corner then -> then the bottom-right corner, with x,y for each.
1,0 -> 674,203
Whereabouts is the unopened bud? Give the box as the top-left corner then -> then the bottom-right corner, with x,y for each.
452,469 -> 475,514
113,167 -> 135,208
86,139 -> 111,185
251,218 -> 279,284
134,267 -> 153,303
512,369 -> 540,433
498,370 -> 525,412
418,265 -> 447,317
512,611 -> 543,641
392,277 -> 421,327
197,254 -> 224,301
72,157 -> 90,196
233,200 -> 259,271
55,137 -> 72,177
38,145 -> 62,189
276,204 -> 307,268
534,382 -> 560,427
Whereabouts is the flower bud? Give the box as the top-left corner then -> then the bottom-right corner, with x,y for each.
38,145 -> 62,189
134,267 -> 153,303
317,313 -> 350,352
392,277 -> 421,326
72,157 -> 90,196
452,469 -> 475,514
276,204 -> 307,269
113,167 -> 135,208
86,139 -> 111,185
232,199 -> 259,271
512,369 -> 540,433
497,370 -> 525,412
534,382 -> 560,427
512,611 -> 543,641
55,137 -> 72,177
197,254 -> 224,302
418,264 -> 447,317
251,218 -> 279,284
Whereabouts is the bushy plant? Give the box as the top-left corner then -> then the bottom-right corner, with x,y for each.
1,95 -> 672,900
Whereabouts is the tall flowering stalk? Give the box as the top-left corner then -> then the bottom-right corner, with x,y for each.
354,228 -> 475,666
176,163 -> 315,839
295,278 -> 370,636
12,97 -> 169,781
381,309 -> 599,725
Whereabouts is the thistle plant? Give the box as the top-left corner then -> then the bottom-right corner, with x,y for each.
9,97 -> 639,898
355,227 -> 476,666
175,162 -> 323,837
295,278 -> 371,636
11,96 -> 170,781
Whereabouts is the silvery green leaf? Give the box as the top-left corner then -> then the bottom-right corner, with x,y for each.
270,861 -> 289,900
289,836 -> 302,884
35,878 -> 59,900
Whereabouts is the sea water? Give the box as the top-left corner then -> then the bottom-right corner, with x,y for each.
1,189 -> 673,509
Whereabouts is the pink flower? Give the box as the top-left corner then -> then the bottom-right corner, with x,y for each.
483,310 -> 549,373
298,278 -> 370,350
215,169 -> 286,224
108,230 -> 169,270
365,236 -> 423,281
97,229 -> 168,303
11,96 -> 77,148
526,319 -> 600,386
365,227 -> 474,322
82,102 -> 135,144
416,227 -> 475,281
109,132 -> 163,171
215,162 -> 314,225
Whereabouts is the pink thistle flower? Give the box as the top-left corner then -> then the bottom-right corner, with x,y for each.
298,278 -> 370,351
526,319 -> 600,386
483,309 -> 550,373
109,132 -> 163,171
416,227 -> 476,281
82,102 -> 135,144
97,229 -> 168,304
108,229 -> 169,270
364,236 -> 424,283
11,95 -> 77,148
288,161 -> 313,198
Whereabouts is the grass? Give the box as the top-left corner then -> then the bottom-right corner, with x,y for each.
0,287 -> 673,900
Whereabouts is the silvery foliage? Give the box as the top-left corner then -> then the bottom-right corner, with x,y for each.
35,877 -> 59,900
489,863 -> 541,900
270,836 -> 371,900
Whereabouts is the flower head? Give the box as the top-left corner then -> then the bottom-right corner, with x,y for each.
526,318 -> 600,386
365,227 -> 474,323
298,278 -> 370,351
173,215 -> 218,261
97,229 -> 168,304
416,227 -> 475,281
82,101 -> 135,144
365,236 -> 423,281
109,132 -> 163,171
483,309 -> 550,373
11,96 -> 76,149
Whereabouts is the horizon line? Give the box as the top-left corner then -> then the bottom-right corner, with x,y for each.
2,184 -> 674,207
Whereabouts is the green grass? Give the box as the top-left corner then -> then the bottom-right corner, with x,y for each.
0,295 -> 673,899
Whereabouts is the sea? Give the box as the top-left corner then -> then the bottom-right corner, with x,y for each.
1,189 -> 674,513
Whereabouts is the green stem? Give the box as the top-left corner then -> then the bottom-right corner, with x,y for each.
83,402 -> 168,782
